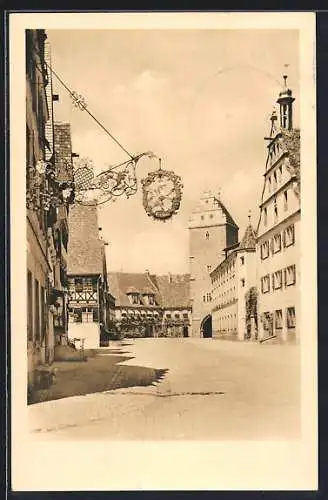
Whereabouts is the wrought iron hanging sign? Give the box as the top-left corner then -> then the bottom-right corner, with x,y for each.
141,159 -> 183,222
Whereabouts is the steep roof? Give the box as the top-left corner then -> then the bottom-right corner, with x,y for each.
67,204 -> 104,275
155,274 -> 191,308
217,199 -> 239,227
107,272 -> 160,307
191,191 -> 239,228
239,223 -> 257,249
108,272 -> 191,309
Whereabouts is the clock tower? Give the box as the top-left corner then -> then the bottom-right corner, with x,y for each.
188,190 -> 239,337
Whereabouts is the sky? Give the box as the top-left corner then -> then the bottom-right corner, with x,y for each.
47,29 -> 299,274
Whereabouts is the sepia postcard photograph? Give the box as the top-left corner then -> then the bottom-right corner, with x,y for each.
10,11 -> 317,491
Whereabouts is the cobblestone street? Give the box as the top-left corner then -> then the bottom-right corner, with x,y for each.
29,338 -> 300,440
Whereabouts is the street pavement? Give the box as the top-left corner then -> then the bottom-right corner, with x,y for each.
28,338 -> 300,440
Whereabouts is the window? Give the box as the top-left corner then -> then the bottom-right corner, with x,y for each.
210,213 -> 214,219
261,241 -> 269,259
286,307 -> 296,328
166,313 -> 172,319
284,190 -> 288,211
240,256 -> 245,265
261,275 -> 270,293
274,198 -> 278,222
27,270 -> 33,341
284,224 -> 295,247
275,310 -> 283,329
285,265 -> 296,286
75,278 -> 83,292
272,270 -> 283,290
205,231 -> 210,240
40,286 -> 46,341
241,278 -> 245,287
203,295 -> 206,302
268,176 -> 271,193
263,207 -> 267,226
131,294 -> 139,305
207,265 -> 211,272
84,278 -> 93,292
272,233 -> 282,253
34,279 -> 40,341
148,295 -> 155,305
82,309 -> 93,323
183,313 -> 189,319
175,313 -> 180,319
201,215 -> 204,220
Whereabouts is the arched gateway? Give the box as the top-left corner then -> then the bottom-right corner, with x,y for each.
201,314 -> 212,338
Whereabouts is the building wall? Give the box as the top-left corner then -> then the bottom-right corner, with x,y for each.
26,30 -> 55,390
68,323 -> 100,349
256,116 -> 300,343
257,212 -> 300,342
211,248 -> 256,340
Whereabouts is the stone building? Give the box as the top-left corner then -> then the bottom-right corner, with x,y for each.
67,204 -> 111,349
188,191 -> 239,338
210,220 -> 257,340
108,272 -> 191,337
256,76 -> 300,343
26,30 -> 59,390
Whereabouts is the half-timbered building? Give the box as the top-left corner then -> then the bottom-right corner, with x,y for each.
67,204 -> 110,348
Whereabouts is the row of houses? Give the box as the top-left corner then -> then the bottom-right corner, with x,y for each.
189,76 -> 300,343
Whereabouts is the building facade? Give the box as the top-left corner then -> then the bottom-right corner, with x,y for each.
67,204 -> 110,349
210,222 -> 257,340
26,30 -> 58,390
188,191 -> 239,338
256,77 -> 300,343
108,272 -> 191,338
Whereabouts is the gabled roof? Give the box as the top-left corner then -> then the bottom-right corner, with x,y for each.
107,272 -> 160,307
155,274 -> 191,309
107,272 -> 191,309
239,224 -> 257,249
217,199 -> 239,227
67,204 -> 104,275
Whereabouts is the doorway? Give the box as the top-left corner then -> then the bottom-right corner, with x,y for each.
201,315 -> 212,338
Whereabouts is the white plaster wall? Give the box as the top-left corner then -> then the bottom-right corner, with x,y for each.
68,323 -> 100,349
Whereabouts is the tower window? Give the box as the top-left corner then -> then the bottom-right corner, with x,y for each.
274,199 -> 278,222
240,256 -> 244,265
263,207 -> 267,226
205,231 -> 210,240
207,265 -> 211,272
284,190 -> 288,211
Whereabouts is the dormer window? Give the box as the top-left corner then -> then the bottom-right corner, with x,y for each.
131,294 -> 139,305
148,294 -> 155,305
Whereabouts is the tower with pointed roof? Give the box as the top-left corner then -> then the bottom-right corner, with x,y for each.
188,190 -> 239,337
256,75 -> 300,343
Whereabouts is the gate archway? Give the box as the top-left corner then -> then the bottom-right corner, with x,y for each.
201,315 -> 212,338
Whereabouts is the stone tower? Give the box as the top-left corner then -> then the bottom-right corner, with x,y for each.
188,190 -> 239,337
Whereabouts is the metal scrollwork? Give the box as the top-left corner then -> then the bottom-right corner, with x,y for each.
141,162 -> 183,222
